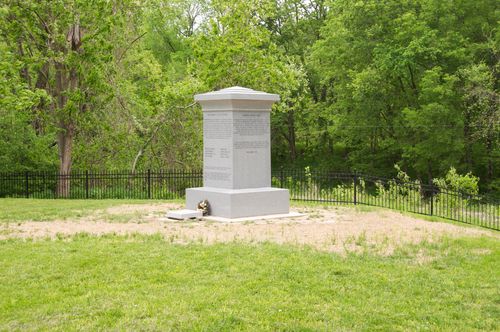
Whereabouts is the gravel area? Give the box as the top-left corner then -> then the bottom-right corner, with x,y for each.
1,203 -> 497,254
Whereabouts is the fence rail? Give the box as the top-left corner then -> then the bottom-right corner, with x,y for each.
0,169 -> 498,230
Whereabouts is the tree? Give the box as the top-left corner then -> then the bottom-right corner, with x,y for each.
0,40 -> 53,170
1,0 -> 131,196
460,63 -> 499,190
190,0 -> 309,162
309,0 -> 499,187
1,0 -> 498,194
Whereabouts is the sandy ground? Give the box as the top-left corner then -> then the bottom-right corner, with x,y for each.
1,203 -> 497,255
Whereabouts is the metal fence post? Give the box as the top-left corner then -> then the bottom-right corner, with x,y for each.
85,170 -> 89,199
25,171 -> 29,198
353,171 -> 357,205
280,166 -> 284,188
147,169 -> 151,199
430,190 -> 434,216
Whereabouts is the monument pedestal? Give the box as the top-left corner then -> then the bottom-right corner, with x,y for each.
186,187 -> 289,219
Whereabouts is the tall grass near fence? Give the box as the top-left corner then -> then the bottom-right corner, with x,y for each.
0,169 -> 498,230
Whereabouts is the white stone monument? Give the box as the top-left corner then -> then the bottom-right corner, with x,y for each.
185,86 -> 290,219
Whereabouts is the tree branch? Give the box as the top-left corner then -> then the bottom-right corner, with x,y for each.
16,1 -> 51,34
117,32 -> 147,62
131,102 -> 197,172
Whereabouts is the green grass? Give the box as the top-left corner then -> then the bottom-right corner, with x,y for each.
0,235 -> 499,331
0,198 -> 182,222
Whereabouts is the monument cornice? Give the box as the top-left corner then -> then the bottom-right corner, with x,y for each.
194,86 -> 280,102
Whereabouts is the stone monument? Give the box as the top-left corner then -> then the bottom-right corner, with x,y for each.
184,86 -> 290,219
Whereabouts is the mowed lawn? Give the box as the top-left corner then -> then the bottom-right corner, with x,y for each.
0,198 -> 179,222
0,199 -> 499,330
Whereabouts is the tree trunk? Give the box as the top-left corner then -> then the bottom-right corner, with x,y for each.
54,21 -> 82,198
32,62 -> 50,134
17,38 -> 31,86
427,161 -> 433,186
56,124 -> 74,197
486,133 -> 494,181
54,60 -> 72,197
463,110 -> 473,169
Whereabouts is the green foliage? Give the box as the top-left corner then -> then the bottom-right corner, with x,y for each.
433,167 -> 480,195
0,42 -> 55,170
402,67 -> 463,177
309,0 -> 499,188
0,0 -> 498,194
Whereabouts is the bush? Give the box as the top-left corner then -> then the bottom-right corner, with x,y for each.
433,167 -> 479,195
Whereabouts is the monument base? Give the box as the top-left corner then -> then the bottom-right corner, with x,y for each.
186,187 -> 289,219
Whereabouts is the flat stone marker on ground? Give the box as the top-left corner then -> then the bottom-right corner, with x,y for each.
185,86 -> 290,219
166,209 -> 202,220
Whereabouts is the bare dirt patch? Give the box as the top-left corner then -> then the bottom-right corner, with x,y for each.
104,203 -> 179,215
1,203 -> 497,255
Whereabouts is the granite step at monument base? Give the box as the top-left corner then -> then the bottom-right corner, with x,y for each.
186,187 -> 290,219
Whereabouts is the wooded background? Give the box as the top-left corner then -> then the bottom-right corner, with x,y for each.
0,0 -> 498,193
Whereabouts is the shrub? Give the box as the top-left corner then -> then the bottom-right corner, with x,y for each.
433,167 -> 479,195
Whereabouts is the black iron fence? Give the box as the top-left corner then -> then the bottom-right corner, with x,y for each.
0,170 -> 203,200
272,169 -> 499,230
0,169 -> 498,230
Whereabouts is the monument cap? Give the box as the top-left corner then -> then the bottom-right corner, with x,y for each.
195,86 -> 280,102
